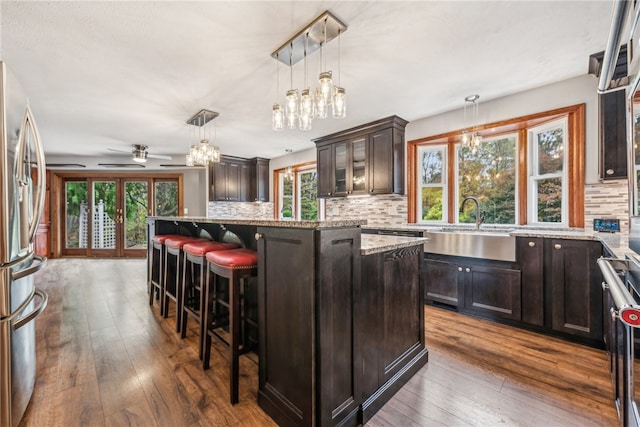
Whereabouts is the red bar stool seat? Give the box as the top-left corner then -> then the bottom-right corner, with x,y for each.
180,240 -> 238,359
163,235 -> 204,332
149,234 -> 184,315
202,248 -> 258,404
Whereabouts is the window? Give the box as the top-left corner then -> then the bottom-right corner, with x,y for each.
457,134 -> 517,225
276,164 -> 324,221
407,104 -> 584,227
529,120 -> 567,224
417,145 -> 447,222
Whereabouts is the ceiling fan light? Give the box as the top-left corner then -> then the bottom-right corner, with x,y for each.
132,148 -> 147,163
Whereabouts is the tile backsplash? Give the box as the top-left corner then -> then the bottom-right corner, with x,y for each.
325,194 -> 408,225
208,201 -> 274,219
585,179 -> 629,232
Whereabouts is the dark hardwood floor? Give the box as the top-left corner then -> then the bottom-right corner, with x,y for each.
19,258 -> 617,426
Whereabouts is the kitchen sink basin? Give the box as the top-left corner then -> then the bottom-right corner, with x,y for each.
424,230 -> 516,262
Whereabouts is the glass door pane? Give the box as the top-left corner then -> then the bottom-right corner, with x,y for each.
65,181 -> 88,249
92,181 -> 116,249
298,170 -> 318,220
124,181 -> 148,250
351,137 -> 366,192
334,143 -> 347,194
154,181 -> 178,216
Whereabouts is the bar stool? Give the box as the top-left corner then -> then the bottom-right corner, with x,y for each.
149,234 -> 183,315
202,248 -> 258,404
180,240 -> 238,359
163,235 -> 204,332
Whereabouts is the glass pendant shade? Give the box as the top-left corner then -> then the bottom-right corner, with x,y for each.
272,104 -> 284,131
332,86 -> 346,119
461,130 -> 470,146
286,89 -> 299,116
315,88 -> 328,119
300,89 -> 314,118
318,71 -> 333,103
299,111 -> 313,131
472,132 -> 482,147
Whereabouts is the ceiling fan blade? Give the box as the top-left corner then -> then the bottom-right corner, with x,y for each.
107,148 -> 131,154
147,153 -> 173,160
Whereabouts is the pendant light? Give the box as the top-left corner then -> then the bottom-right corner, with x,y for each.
272,53 -> 284,131
185,110 -> 221,167
285,43 -> 299,130
332,28 -> 346,119
316,18 -> 333,119
461,95 -> 482,154
299,33 -> 314,131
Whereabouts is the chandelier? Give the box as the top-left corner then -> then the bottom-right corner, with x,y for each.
461,95 -> 482,154
185,109 -> 221,167
271,11 -> 348,132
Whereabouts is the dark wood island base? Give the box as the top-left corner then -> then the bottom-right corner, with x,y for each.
148,217 -> 428,427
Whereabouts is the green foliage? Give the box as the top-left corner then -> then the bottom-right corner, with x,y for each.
300,171 -> 318,220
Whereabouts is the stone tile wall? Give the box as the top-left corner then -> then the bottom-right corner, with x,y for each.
207,201 -> 274,219
584,179 -> 629,233
324,194 -> 408,226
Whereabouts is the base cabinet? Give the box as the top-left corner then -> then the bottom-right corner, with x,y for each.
425,237 -> 605,347
425,255 -> 521,321
546,239 -> 603,341
358,245 -> 428,424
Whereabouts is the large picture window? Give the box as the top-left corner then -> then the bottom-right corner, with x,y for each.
407,104 -> 584,227
457,134 -> 517,225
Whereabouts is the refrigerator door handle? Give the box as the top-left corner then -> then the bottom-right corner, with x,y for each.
12,289 -> 47,331
16,106 -> 46,246
11,255 -> 47,280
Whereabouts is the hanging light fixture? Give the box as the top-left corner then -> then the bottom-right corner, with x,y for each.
270,10 -> 347,131
272,53 -> 284,131
332,28 -> 346,119
461,95 -> 482,154
185,109 -> 221,167
284,165 -> 294,181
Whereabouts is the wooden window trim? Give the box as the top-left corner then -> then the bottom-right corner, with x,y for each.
407,103 -> 585,227
273,161 -> 317,220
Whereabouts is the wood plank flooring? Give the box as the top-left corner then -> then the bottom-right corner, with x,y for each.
19,258 -> 617,426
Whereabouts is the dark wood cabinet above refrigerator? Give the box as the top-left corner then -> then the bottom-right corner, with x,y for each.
599,90 -> 628,180
313,116 -> 407,198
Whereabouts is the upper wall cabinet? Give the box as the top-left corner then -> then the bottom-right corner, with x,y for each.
209,156 -> 270,202
599,90 -> 628,180
313,116 -> 408,198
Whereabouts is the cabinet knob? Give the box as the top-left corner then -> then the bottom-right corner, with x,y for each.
554,243 -> 562,250
370,189 -> 374,193
328,192 -> 331,196
606,169 -> 615,176
465,267 -> 471,273
255,233 -> 263,241
457,267 -> 463,272
528,241 -> 535,247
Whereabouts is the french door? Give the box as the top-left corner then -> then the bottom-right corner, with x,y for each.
62,177 -> 179,257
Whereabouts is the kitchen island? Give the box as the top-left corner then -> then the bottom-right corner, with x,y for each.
147,217 -> 429,427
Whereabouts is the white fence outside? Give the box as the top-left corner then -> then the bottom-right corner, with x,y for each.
78,200 -> 116,249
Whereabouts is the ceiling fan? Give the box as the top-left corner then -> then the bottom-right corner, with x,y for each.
107,144 -> 172,163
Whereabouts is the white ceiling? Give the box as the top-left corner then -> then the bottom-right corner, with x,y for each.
1,1 -> 614,166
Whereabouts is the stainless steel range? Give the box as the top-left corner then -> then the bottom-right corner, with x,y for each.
0,61 -> 48,427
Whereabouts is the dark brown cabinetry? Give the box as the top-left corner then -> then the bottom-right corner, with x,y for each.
251,157 -> 270,202
517,237 -> 544,326
257,226 -> 361,427
358,245 -> 427,424
313,116 -> 407,198
546,239 -> 603,341
600,90 -> 628,179
209,156 -> 270,202
424,255 -> 520,320
425,237 -> 605,347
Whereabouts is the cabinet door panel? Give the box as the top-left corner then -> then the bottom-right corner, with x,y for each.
351,136 -> 367,194
548,239 -> 603,340
517,237 -> 544,326
212,162 -> 228,201
226,162 -> 241,201
239,163 -> 251,202
317,145 -> 334,197
334,142 -> 349,196
425,258 -> 463,307
464,265 -> 521,321
369,128 -> 394,195
381,247 -> 422,383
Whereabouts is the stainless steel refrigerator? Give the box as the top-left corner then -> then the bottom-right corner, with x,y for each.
0,61 -> 48,427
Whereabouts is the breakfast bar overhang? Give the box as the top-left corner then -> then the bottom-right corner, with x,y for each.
147,216 -> 429,427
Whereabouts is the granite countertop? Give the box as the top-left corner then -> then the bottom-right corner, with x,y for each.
360,234 -> 429,256
363,223 -> 632,259
149,216 -> 367,229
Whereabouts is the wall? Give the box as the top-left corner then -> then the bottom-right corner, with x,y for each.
584,179 -> 629,232
325,194 -> 408,226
